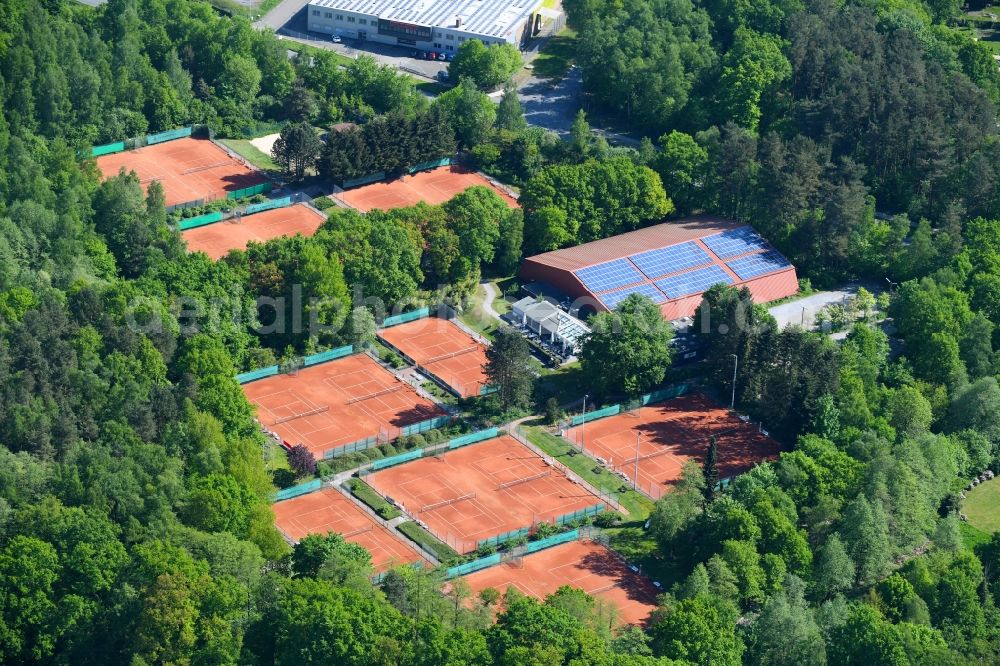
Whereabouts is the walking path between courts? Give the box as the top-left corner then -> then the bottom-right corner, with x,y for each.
480,282 -> 504,322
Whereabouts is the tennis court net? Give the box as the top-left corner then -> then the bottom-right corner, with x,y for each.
423,345 -> 480,366
345,384 -> 405,404
271,405 -> 329,425
497,471 -> 551,490
183,161 -> 230,174
418,492 -> 476,513
619,447 -> 676,467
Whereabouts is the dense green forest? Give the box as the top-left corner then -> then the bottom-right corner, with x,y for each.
1,0 -> 1000,664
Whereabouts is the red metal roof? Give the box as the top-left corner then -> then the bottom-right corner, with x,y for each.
523,217 -> 743,272
518,217 -> 798,320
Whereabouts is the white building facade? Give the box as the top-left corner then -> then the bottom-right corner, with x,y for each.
306,0 -> 543,52
511,297 -> 590,354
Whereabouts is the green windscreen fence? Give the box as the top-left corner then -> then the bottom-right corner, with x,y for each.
571,404 -> 620,426
324,435 -> 379,459
408,157 -> 451,174
177,211 -> 224,230
476,527 -> 530,551
479,384 -> 498,396
382,307 -> 430,328
227,182 -> 272,200
448,428 -> 498,450
274,479 -> 321,502
641,384 -> 689,405
369,448 -> 424,472
554,504 -> 604,526
303,345 -> 353,367
236,365 -> 279,384
147,126 -> 192,145
91,141 -> 125,157
445,553 -> 500,579
401,415 -> 451,437
244,196 -> 292,215
341,171 -> 386,189
526,528 -> 579,554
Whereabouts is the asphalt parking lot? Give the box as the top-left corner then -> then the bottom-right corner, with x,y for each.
269,3 -> 448,79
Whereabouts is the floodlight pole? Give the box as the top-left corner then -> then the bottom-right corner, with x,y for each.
634,431 -> 640,491
580,394 -> 589,454
730,354 -> 738,410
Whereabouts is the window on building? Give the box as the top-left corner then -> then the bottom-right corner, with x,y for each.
348,16 -> 355,22
324,11 -> 332,17
458,36 -> 465,41
336,14 -> 343,20
446,45 -> 453,50
312,9 -> 319,15
359,18 -> 367,24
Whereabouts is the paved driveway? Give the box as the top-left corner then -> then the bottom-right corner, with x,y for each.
516,64 -> 640,146
255,0 -> 310,30
768,287 -> 858,329
519,65 -> 583,135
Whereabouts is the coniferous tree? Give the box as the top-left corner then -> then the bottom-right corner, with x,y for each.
703,436 -> 719,502
484,326 -> 535,412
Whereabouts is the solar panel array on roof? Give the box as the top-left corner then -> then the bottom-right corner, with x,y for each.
574,259 -> 643,294
599,283 -> 666,310
556,223 -> 793,313
701,227 -> 769,259
655,265 -> 733,299
630,241 -> 711,280
726,251 -> 792,280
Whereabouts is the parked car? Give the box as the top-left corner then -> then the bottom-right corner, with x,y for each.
436,70 -> 449,82
331,34 -> 342,43
437,52 -> 446,60
426,51 -> 437,60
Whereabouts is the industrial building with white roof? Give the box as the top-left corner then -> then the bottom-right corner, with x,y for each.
306,0 -> 544,51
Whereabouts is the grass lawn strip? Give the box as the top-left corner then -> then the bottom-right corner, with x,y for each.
531,28 -> 578,80
349,479 -> 402,520
218,138 -> 281,172
964,476 -> 1000,533
397,520 -> 459,562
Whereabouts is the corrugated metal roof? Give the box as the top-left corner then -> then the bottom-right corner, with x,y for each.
518,217 -> 799,319
523,217 -> 743,272
309,0 -> 537,37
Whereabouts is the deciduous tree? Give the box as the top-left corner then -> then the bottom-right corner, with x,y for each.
272,121 -> 322,179
580,294 -> 674,397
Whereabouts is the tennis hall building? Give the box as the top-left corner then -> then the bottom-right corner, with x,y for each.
306,0 -> 544,50
518,218 -> 798,321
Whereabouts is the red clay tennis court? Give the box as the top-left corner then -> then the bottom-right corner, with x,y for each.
564,393 -> 781,500
462,539 -> 659,625
95,137 -> 265,207
377,318 -> 489,398
241,353 -> 444,459
182,204 -> 327,259
272,488 -> 427,572
365,434 -> 605,554
336,165 -> 519,212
